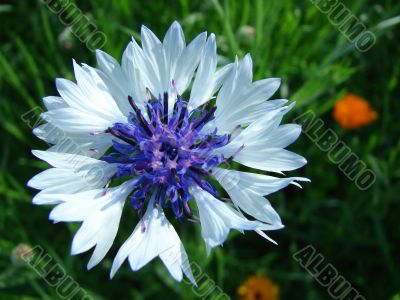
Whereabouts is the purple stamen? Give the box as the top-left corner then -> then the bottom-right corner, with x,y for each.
176,102 -> 187,129
228,124 -> 241,140
107,127 -> 136,146
140,219 -> 146,233
90,131 -> 103,136
226,144 -> 245,163
103,173 -> 116,196
102,93 -> 230,220
192,106 -> 217,130
162,92 -> 168,124
146,87 -> 155,101
128,96 -> 153,137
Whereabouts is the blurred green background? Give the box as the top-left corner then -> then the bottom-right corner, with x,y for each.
1,0 -> 399,299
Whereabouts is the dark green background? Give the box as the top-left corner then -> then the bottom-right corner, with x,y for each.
0,0 -> 399,299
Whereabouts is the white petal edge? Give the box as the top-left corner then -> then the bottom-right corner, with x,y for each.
192,186 -> 283,255
110,199 -> 195,284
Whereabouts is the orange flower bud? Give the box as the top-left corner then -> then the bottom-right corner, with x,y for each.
333,93 -> 377,129
238,275 -> 279,300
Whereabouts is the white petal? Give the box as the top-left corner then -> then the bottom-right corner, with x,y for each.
213,168 -> 309,225
110,201 -> 194,284
49,181 -> 133,269
263,124 -> 302,148
213,167 -> 309,196
215,55 -> 252,115
29,169 -> 92,200
189,34 -> 217,109
77,62 -> 126,121
29,168 -> 76,190
121,40 -> 150,111
47,134 -> 113,158
48,189 -> 103,222
215,103 -> 307,172
31,150 -> 111,170
235,148 -> 307,172
33,123 -> 113,158
41,108 -> 112,133
213,169 -> 283,225
211,62 -> 234,95
193,186 -> 282,254
71,214 -> 100,255
55,78 -> 87,110
95,50 -> 133,115
163,21 -> 186,79
32,190 -> 65,205
54,62 -> 124,125
141,25 -> 167,95
29,151 -> 117,205
213,54 -> 283,133
96,49 -> 122,76
43,96 -> 67,110
86,191 -> 127,269
159,242 -> 195,284
173,32 -> 207,95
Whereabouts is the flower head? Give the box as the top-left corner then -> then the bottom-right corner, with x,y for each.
333,93 -> 377,129
28,21 -> 308,283
238,275 -> 279,300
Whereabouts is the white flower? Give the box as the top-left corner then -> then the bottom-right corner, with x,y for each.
28,21 -> 308,283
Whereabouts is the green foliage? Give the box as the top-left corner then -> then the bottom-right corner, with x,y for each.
0,0 -> 399,299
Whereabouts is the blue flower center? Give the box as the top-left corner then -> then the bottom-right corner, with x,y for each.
102,93 -> 229,219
